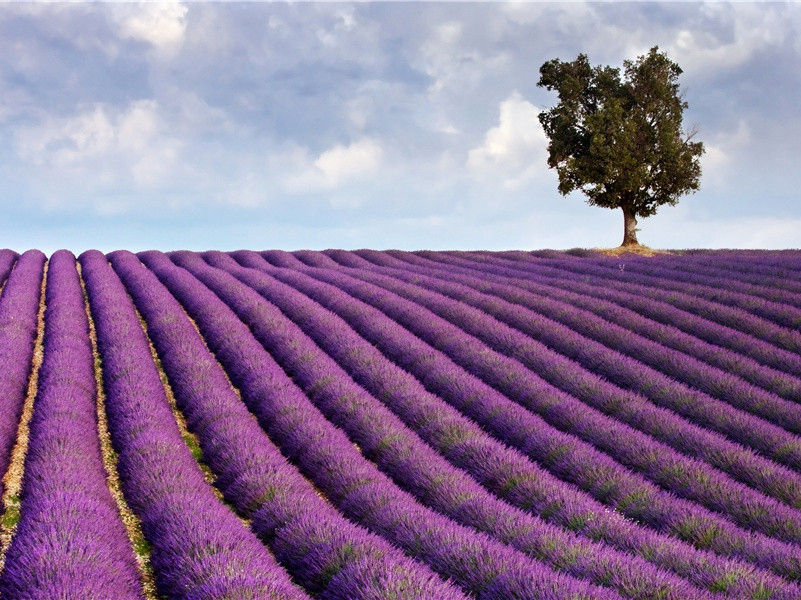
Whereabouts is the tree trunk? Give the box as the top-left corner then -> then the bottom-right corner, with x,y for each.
621,207 -> 639,246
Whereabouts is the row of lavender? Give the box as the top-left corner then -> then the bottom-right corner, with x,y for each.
138,248 -> 800,596
119,249 -> 801,598
278,251 -> 801,542
0,251 -> 142,597
211,253 -> 797,592
0,248 -> 800,599
95,247 -> 801,593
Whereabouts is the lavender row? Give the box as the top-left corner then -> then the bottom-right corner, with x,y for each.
503,250 -> 801,295
354,252 -> 801,497
675,252 -> 801,282
279,252 -> 801,578
581,253 -> 801,304
78,250 -> 306,600
553,254 -> 801,316
451,251 -> 801,354
230,250 -> 798,599
401,250 -> 801,384
109,250 -> 466,600
318,251 -> 801,506
497,249 -> 801,287
0,251 -> 143,599
212,251 -> 713,600
0,250 -> 44,500
0,249 -> 17,288
317,254 -> 801,542
399,250 -> 801,405
602,254 -> 801,301
158,250 -> 623,600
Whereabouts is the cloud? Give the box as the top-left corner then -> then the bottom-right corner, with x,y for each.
699,119 -> 749,188
316,138 -> 383,185
467,91 -> 549,190
14,100 -> 182,196
112,2 -> 188,51
665,4 -> 791,76
282,138 -> 384,195
417,20 -> 509,95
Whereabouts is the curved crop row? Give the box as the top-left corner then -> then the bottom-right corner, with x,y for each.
155,250 -> 623,600
0,251 -> 45,500
563,255 -> 801,322
498,251 -> 801,307
228,249 -> 798,599
453,252 -> 801,354
357,251 -> 801,489
404,250 -> 801,383
312,256 -> 801,541
672,252 -> 801,283
108,250 -> 466,600
466,251 -> 801,330
388,252 -> 801,431
0,250 -> 17,291
0,250 -> 143,598
78,250 -> 306,600
599,255 -> 801,303
275,252 -> 801,579
399,250 -> 801,404
351,252 -> 801,504
210,251 -> 712,600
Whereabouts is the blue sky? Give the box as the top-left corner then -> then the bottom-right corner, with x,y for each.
1,2 -> 800,251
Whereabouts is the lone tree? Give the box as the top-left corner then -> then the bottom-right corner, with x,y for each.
537,46 -> 704,246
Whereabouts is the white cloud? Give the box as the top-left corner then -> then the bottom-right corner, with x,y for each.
282,138 -> 383,195
113,2 -> 187,51
316,138 -> 382,186
700,119 -> 749,188
15,100 -> 182,194
418,20 -> 509,95
666,4 -> 790,75
467,91 -> 549,190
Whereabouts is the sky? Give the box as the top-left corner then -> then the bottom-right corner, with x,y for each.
1,2 -> 800,252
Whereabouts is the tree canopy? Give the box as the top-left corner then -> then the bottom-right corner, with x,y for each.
537,46 -> 704,246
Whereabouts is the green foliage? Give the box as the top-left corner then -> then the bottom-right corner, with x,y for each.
537,47 -> 704,219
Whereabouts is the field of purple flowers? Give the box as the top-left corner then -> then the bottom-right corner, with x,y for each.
0,248 -> 799,599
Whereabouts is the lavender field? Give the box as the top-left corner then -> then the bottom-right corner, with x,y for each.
0,248 -> 800,600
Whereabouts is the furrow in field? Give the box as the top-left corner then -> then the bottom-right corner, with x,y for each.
226,249 -> 800,599
394,250 -> 801,384
351,252 -> 801,492
443,252 -> 801,354
301,253 -> 801,542
596,254 -> 801,302
376,249 -> 801,405
154,249 -> 624,600
265,251 -> 801,579
365,251 -> 801,482
0,252 -> 46,572
492,250 -> 801,311
381,250 -> 801,424
133,302 -> 235,512
0,251 -> 19,299
79,262 -> 160,600
672,252 -> 801,282
79,250 -> 307,600
0,251 -> 144,597
209,250 -> 714,600
547,254 -> 801,316
112,249 -> 468,600
484,249 -> 801,288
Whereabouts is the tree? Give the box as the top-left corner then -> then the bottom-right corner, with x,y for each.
537,46 -> 704,246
